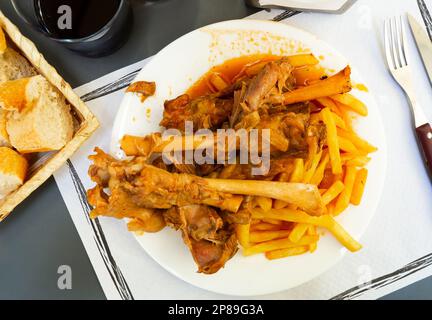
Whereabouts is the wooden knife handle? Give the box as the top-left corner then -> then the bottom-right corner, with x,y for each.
416,123 -> 432,177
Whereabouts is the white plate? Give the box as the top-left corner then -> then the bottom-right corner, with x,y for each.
110,19 -> 387,296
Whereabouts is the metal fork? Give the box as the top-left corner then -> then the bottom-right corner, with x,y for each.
384,16 -> 432,176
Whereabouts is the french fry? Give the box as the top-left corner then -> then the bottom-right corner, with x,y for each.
248,208 -> 362,252
351,168 -> 368,205
273,199 -> 289,209
290,158 -> 304,183
338,105 -> 353,131
321,108 -> 342,174
345,155 -> 371,167
265,246 -> 309,260
337,128 -> 377,153
331,93 -> 368,116
282,66 -> 352,105
293,66 -> 325,85
243,235 -> 319,256
251,223 -> 284,231
208,72 -> 229,92
250,230 -> 292,243
340,153 -> 356,162
289,223 -> 310,243
316,97 -> 341,116
303,151 -> 323,183
261,218 -> 283,226
287,53 -> 320,67
307,226 -> 318,253
321,180 -> 345,206
255,196 -> 273,212
308,225 -> 316,234
337,136 -> 359,154
334,166 -> 357,215
310,153 -> 330,186
250,219 -> 261,225
332,112 -> 347,129
327,203 -> 335,215
244,61 -> 269,77
236,223 -> 250,248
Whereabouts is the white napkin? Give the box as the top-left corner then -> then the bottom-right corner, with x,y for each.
54,0 -> 432,300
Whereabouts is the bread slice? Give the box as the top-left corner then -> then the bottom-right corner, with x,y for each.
0,109 -> 10,147
0,47 -> 37,82
6,76 -> 74,153
0,147 -> 28,200
0,76 -> 42,112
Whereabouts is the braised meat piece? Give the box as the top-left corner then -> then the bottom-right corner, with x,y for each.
244,58 -> 294,111
164,205 -> 238,274
160,94 -> 233,131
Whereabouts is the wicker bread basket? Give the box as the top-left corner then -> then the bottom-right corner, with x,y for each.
0,10 -> 99,221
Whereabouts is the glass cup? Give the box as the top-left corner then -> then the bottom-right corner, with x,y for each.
11,0 -> 132,57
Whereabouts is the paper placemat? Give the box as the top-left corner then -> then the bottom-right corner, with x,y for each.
54,0 -> 432,300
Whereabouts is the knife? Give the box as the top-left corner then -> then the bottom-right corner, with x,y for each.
417,0 -> 432,41
408,14 -> 432,85
246,0 -> 356,14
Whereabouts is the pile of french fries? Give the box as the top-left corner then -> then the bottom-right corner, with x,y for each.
236,59 -> 377,260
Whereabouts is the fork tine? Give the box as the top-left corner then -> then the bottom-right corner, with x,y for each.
390,17 -> 402,68
395,16 -> 407,67
384,19 -> 395,70
399,15 -> 408,66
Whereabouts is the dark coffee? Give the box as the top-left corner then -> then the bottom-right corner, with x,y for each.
34,0 -> 121,39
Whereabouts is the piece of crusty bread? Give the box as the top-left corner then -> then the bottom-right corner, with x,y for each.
0,147 -> 28,200
6,76 -> 74,153
0,109 -> 10,147
0,47 -> 37,83
0,76 -> 41,112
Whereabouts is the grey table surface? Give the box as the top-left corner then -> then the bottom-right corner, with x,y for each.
0,0 -> 430,300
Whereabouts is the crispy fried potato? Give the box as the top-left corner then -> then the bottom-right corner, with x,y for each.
208,72 -> 230,92
265,246 -> 309,260
250,230 -> 291,243
351,168 -> 368,205
334,166 -> 357,215
236,223 -> 251,248
251,223 -> 284,231
321,108 -> 342,174
322,180 -> 345,205
289,223 -> 310,243
311,152 -> 330,186
331,93 -> 368,116
243,235 -> 319,256
283,66 -> 352,105
255,196 -> 273,212
287,53 -> 320,67
248,208 -> 362,252
337,128 -> 377,153
337,136 -> 359,154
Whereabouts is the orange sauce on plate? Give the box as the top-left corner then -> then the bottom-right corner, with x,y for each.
186,54 -> 281,99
